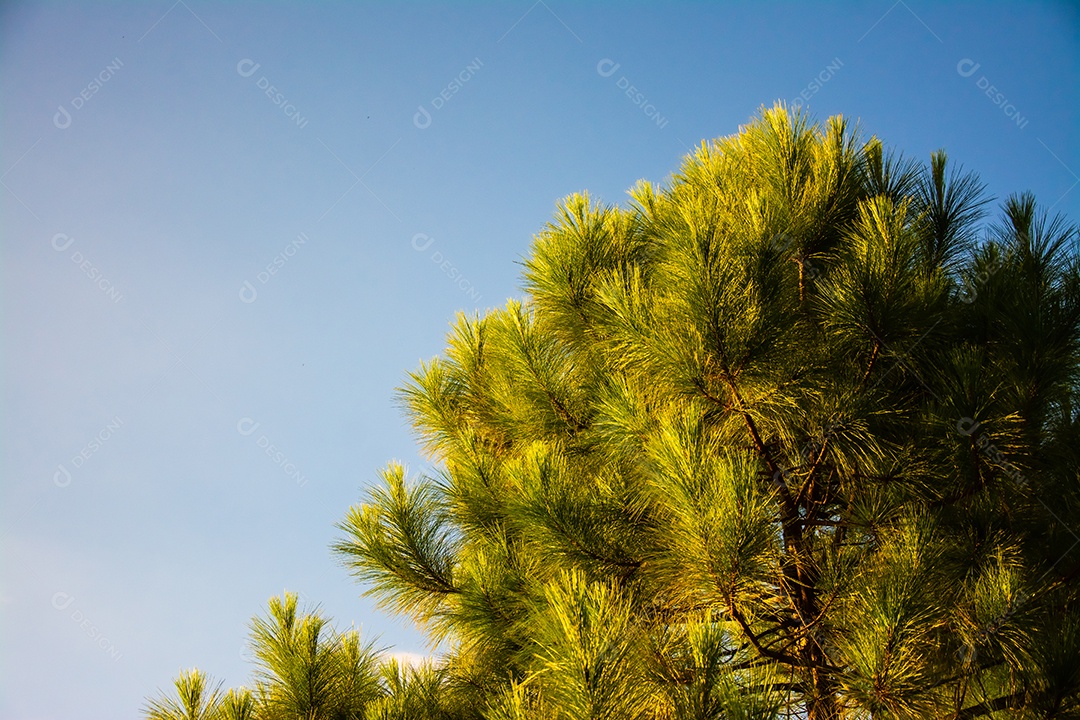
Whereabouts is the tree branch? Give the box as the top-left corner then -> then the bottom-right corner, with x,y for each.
953,690 -> 1026,719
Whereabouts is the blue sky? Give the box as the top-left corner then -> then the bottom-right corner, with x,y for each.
1,1 -> 1077,718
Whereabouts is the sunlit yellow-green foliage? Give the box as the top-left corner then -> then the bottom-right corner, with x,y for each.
146,105 -> 1080,719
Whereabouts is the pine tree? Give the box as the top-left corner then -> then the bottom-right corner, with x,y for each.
144,594 -> 387,720
335,106 -> 1080,718
147,105 -> 1080,719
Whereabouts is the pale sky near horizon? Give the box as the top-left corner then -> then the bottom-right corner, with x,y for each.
2,2 -> 1077,718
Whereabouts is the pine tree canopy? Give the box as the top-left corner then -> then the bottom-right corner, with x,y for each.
146,105 -> 1080,720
